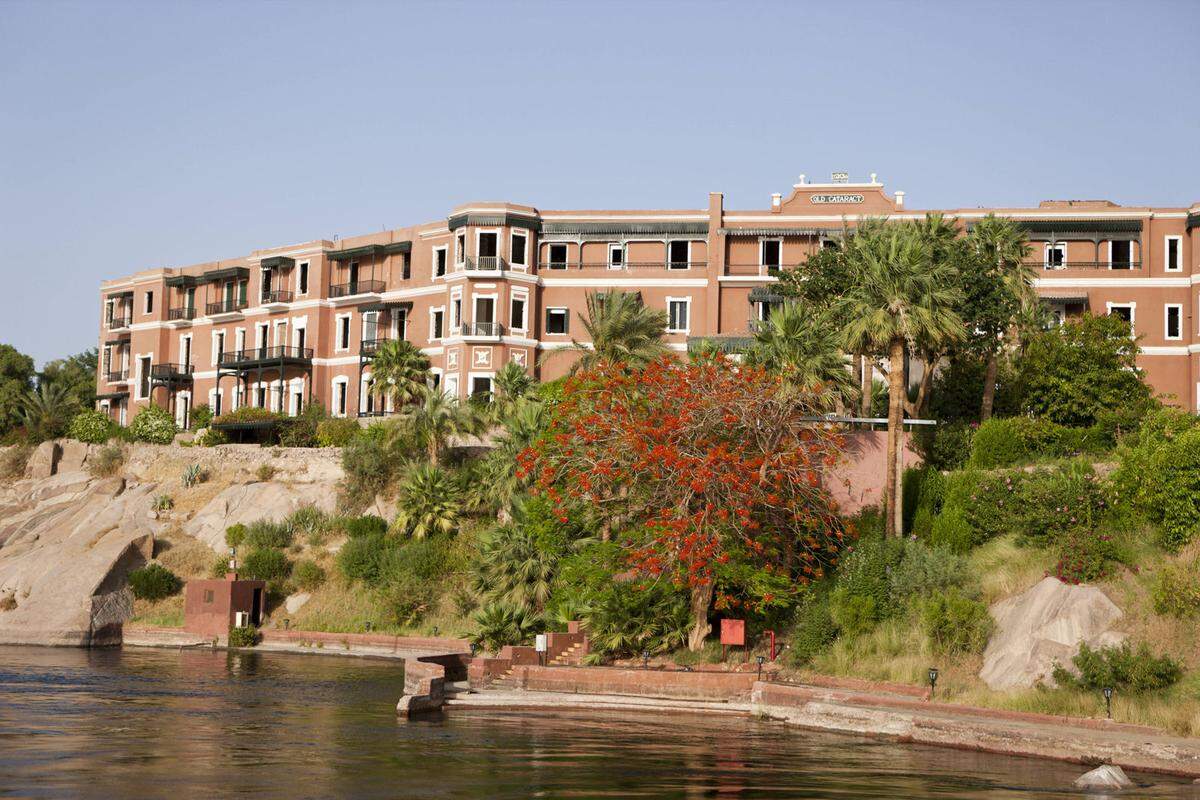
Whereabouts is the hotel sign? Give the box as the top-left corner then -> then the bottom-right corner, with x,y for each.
810,193 -> 864,204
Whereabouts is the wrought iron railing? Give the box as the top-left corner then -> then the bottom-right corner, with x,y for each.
1027,261 -> 1142,271
106,314 -> 132,329
460,322 -> 504,337
149,363 -> 194,380
460,256 -> 508,272
360,337 -> 392,355
329,280 -> 385,298
218,346 -> 314,366
206,299 -> 248,315
261,290 -> 294,304
105,370 -> 129,383
542,261 -> 710,271
167,306 -> 197,321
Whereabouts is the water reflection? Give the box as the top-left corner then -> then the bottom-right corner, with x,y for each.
0,646 -> 1190,798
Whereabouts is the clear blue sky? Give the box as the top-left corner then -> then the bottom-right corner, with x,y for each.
1,0 -> 1197,366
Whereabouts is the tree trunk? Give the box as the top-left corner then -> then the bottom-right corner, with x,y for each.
687,581 -> 715,651
980,350 -> 999,422
885,339 -> 905,537
859,355 -> 873,417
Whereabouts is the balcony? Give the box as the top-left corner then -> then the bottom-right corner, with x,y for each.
360,336 -> 393,357
261,289 -> 294,307
217,345 -> 314,371
105,370 -> 129,383
329,280 -> 385,299
1029,261 -> 1142,271
458,256 -> 508,274
106,314 -> 132,330
543,261 -> 711,272
460,322 -> 504,339
168,306 -> 198,322
206,299 -> 248,318
149,363 -> 194,384
726,264 -> 785,277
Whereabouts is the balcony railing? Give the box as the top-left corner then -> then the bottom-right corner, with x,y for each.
360,336 -> 392,355
542,261 -> 710,271
1029,261 -> 1142,271
261,290 -> 294,304
329,280 -> 385,298
727,264 -> 786,276
459,256 -> 508,272
150,363 -> 194,381
206,299 -> 248,316
218,346 -> 314,367
106,314 -> 132,329
105,370 -> 129,383
460,322 -> 504,337
168,306 -> 198,321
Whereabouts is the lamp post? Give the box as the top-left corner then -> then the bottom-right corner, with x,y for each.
756,655 -> 766,681
928,667 -> 939,698
228,546 -> 237,574
364,621 -> 373,633
469,642 -> 478,657
1103,686 -> 1113,719
642,650 -> 650,669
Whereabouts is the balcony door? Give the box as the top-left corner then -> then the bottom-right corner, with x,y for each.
478,232 -> 498,269
474,297 -> 495,335
256,323 -> 269,358
223,281 -> 234,309
1110,240 -> 1132,270
181,336 -> 191,369
185,287 -> 196,313
348,261 -> 360,293
363,311 -> 379,344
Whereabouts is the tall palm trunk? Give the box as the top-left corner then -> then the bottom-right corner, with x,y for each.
885,338 -> 905,537
688,581 -> 714,651
859,355 -> 872,417
980,350 -> 999,422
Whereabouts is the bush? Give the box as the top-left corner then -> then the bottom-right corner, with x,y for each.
225,523 -> 247,548
240,547 -> 290,581
921,590 -> 994,654
969,418 -> 1028,469
785,594 -> 838,665
913,421 -> 972,472
68,409 -> 115,444
211,407 -> 285,426
0,445 -> 32,480
344,515 -> 388,538
127,563 -> 182,601
473,601 -> 544,652
338,533 -> 388,584
827,535 -> 904,635
129,406 -> 178,445
888,540 -> 968,605
582,581 -> 690,658
1053,642 -> 1183,693
928,507 -> 973,553
152,494 -> 173,511
1137,427 -> 1200,550
243,519 -> 293,550
1151,563 -> 1200,618
194,427 -> 228,447
277,401 -> 327,448
288,506 -> 331,546
87,444 -> 125,478
190,404 -> 213,430
1049,527 -> 1117,585
211,553 -> 234,578
291,559 -> 326,591
256,463 -> 277,482
316,417 -> 361,448
181,463 -> 207,488
1013,461 -> 1105,547
228,625 -> 259,647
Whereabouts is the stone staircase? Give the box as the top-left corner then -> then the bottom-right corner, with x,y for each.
549,640 -> 586,666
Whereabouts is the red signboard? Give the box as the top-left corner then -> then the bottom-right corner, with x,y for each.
720,618 -> 745,646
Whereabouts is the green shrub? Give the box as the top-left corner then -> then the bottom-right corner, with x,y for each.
181,463 -> 207,488
928,507 -> 973,553
225,523 -> 247,548
194,427 -> 228,447
392,464 -> 462,539
473,601 -> 544,652
127,563 -> 182,601
87,444 -> 125,478
913,421 -> 972,472
129,405 -> 178,445
1049,527 -> 1117,585
582,581 -> 690,658
785,594 -> 837,665
339,435 -> 404,512
291,559 -> 326,591
68,409 -> 115,444
211,553 -> 233,578
828,588 -> 879,638
211,407 -> 285,426
1053,642 -> 1183,693
1013,461 -> 1105,547
1138,427 -> 1200,550
826,534 -> 904,636
243,520 -> 293,550
921,590 -> 993,654
152,494 -> 173,511
240,547 -> 290,581
337,533 -> 388,584
316,417 -> 361,448
277,401 -> 327,448
190,404 -> 213,429
969,418 -> 1028,468
0,445 -> 32,480
1151,563 -> 1200,618
288,506 -> 331,546
228,625 -> 259,647
256,463 -> 277,482
888,540 -> 968,605
344,515 -> 388,538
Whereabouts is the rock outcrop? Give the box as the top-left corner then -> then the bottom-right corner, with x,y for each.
185,482 -> 337,551
980,576 -> 1125,690
1073,764 -> 1134,790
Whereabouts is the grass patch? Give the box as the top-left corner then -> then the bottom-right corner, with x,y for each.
132,595 -> 184,627
968,535 -> 1053,605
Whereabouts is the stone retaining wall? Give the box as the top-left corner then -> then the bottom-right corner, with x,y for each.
492,664 -> 758,701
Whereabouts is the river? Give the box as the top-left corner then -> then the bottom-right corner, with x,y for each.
0,646 -> 1190,798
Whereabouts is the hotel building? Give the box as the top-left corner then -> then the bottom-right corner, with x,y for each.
96,173 -> 1200,427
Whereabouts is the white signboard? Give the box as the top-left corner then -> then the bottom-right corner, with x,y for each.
535,633 -> 547,653
811,194 -> 865,204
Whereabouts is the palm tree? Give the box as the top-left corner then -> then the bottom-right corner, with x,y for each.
20,382 -> 75,442
368,339 -> 431,410
841,224 -> 964,536
556,290 -> 668,372
744,302 -> 856,410
968,215 -> 1033,421
476,397 -> 547,520
490,361 -> 537,423
404,385 -> 483,463
392,462 -> 461,539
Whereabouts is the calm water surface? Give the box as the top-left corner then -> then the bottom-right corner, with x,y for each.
0,646 -> 1192,799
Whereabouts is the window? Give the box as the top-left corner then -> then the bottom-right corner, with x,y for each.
1045,243 -> 1066,269
451,296 -> 462,330
1107,302 -> 1135,331
1166,236 -> 1182,272
470,375 -> 493,400
667,298 -> 690,333
298,262 -> 309,294
181,335 -> 192,369
1109,240 -> 1132,270
548,244 -> 568,270
394,310 -> 408,341
455,232 -> 466,265
667,241 -> 690,269
362,311 -> 379,343
511,232 -> 527,266
105,299 -> 115,326
235,328 -> 245,353
434,246 -> 447,277
760,239 -> 782,269
213,388 -> 222,416
213,332 -> 225,364
510,295 -> 527,332
333,380 -> 348,417
336,315 -> 351,350
237,280 -> 248,305
255,385 -> 267,408
431,308 -> 445,340
138,356 -> 151,398
1166,304 -> 1183,340
546,308 -> 569,335
144,291 -> 154,314
256,322 -> 270,354
295,325 -> 306,352
204,590 -> 214,603
608,244 -> 624,270
402,253 -> 411,280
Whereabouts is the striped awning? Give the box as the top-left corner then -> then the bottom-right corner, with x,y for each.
359,301 -> 413,313
164,274 -> 199,287
260,256 -> 295,270
106,290 -> 133,299
202,267 -> 249,282
540,221 -> 708,237
718,227 -> 825,237
1040,293 -> 1089,305
749,287 -> 785,303
448,213 -> 540,232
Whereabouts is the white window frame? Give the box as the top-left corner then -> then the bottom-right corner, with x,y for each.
450,287 -> 463,331
331,376 -> 350,418
545,307 -> 569,336
361,310 -> 380,343
212,330 -> 226,366
442,372 -> 459,399
467,372 -> 495,400
1165,235 -> 1182,273
509,288 -> 529,334
759,238 -> 783,268
175,390 -> 192,430
254,322 -> 270,349
1105,301 -> 1136,331
430,306 -> 446,341
433,245 -> 448,278
1107,240 -> 1134,270
288,378 -> 305,417
510,230 -> 528,268
475,228 -> 500,269
547,243 -> 569,270
472,292 -> 498,333
666,240 -> 691,270
273,319 -> 288,347
234,327 -> 246,354
666,296 -> 691,333
291,316 -> 308,349
455,232 -> 466,266
1044,242 -> 1067,270
360,371 -> 374,415
179,333 -> 193,369
208,387 -> 223,417
297,261 -> 310,295
335,313 -> 352,351
608,243 -> 625,270
134,353 -> 152,401
144,290 -> 154,315
1165,303 -> 1183,341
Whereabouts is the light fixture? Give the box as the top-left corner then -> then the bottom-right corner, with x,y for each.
928,667 -> 939,698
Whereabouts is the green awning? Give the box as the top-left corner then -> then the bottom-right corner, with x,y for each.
359,301 -> 413,313
687,336 -> 754,354
447,212 -> 540,232
325,244 -> 387,261
164,274 -> 199,287
260,256 -> 295,270
96,390 -> 129,400
203,267 -> 249,282
749,287 -> 785,303
1188,212 -> 1200,230
382,241 -> 411,255
106,290 -> 133,299
541,221 -> 708,236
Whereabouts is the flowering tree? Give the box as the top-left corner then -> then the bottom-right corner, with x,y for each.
518,355 -> 847,650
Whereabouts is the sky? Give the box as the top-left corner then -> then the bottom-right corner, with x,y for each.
1,0 -> 1198,367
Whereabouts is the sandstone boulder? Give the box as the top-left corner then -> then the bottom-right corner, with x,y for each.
56,440 -> 91,474
185,482 -> 337,551
1073,764 -> 1133,790
980,576 -> 1125,690
23,441 -> 61,479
